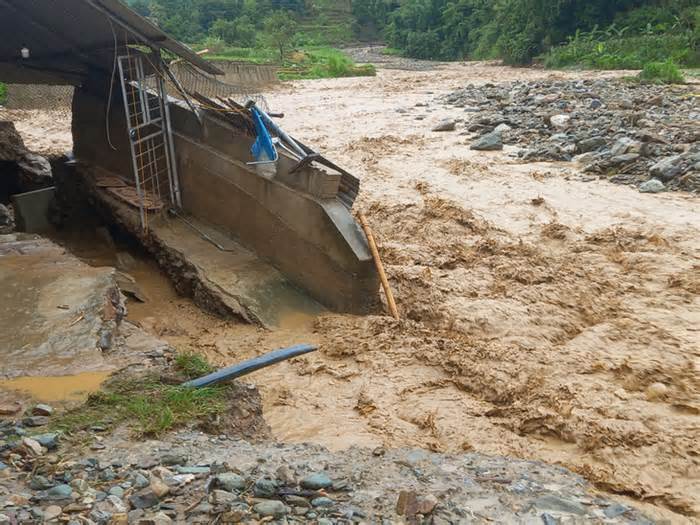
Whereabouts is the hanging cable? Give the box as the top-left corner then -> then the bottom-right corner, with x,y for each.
105,16 -> 119,150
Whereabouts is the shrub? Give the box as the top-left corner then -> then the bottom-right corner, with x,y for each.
638,60 -> 686,84
545,33 -> 698,70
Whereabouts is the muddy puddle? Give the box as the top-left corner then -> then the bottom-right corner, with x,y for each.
0,371 -> 110,403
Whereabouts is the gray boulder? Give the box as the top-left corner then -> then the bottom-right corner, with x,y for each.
431,119 -> 456,132
650,155 -> 683,181
470,131 -> 503,151
0,121 -> 27,161
17,152 -> 53,189
639,179 -> 665,193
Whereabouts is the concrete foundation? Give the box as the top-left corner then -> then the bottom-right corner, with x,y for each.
70,69 -> 380,317
11,186 -> 55,233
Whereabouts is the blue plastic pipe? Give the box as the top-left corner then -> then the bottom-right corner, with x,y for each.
183,344 -> 318,388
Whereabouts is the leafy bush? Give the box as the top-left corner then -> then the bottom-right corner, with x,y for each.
545,32 -> 698,69
638,60 -> 686,84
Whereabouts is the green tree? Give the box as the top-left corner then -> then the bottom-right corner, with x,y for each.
263,11 -> 298,60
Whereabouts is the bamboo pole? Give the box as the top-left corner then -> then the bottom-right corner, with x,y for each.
359,213 -> 400,321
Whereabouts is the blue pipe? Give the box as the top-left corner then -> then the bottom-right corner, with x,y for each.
183,344 -> 318,388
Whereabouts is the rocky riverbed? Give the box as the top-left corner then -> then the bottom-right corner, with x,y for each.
439,78 -> 700,193
0,407 -> 655,524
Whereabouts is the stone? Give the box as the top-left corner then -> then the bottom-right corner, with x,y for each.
17,152 -> 53,188
610,153 -> 640,165
23,416 -> 49,427
639,179 -> 665,194
645,382 -> 668,400
0,121 -> 27,161
432,119 -> 456,132
70,479 -> 90,494
576,137 -> 606,153
174,465 -> 209,475
160,454 -> 187,466
149,476 -> 170,498
396,491 -> 438,517
253,500 -> 288,517
216,473 -> 246,492
137,512 -> 172,525
470,131 -> 503,151
109,514 -> 128,525
589,99 -> 602,110
494,123 -> 512,133
253,478 -> 278,498
311,497 -> 334,508
650,155 -> 683,181
22,437 -> 44,456
0,403 -> 21,416
45,484 -> 73,501
128,490 -> 159,510
549,114 -> 571,130
43,505 -> 62,521
610,137 -> 642,157
30,475 -> 54,490
32,433 -> 59,450
300,472 -> 333,490
32,404 -> 54,416
130,473 -> 150,490
211,489 -> 237,505
109,486 -> 125,498
0,204 -> 12,228
531,494 -> 587,516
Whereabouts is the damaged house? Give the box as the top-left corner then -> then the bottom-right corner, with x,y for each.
0,0 -> 380,328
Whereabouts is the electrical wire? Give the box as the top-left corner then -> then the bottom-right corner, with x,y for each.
105,16 -> 119,151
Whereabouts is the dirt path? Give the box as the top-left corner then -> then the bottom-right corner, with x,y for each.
3,60 -> 698,522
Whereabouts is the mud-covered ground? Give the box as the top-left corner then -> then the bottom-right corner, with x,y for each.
2,59 -> 699,522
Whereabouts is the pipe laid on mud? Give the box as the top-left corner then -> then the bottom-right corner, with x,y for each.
183,344 -> 318,388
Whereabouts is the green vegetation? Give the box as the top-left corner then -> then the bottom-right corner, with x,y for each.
638,60 -> 686,83
354,0 -> 699,67
0,82 -> 6,105
279,47 -> 376,80
545,33 -> 695,69
126,0 -> 372,80
126,0 -> 699,72
52,353 -> 226,438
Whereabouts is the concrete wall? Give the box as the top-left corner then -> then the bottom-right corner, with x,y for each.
72,68 -> 380,314
170,103 -> 379,313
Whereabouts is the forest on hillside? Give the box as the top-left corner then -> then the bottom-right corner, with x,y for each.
126,0 -> 699,68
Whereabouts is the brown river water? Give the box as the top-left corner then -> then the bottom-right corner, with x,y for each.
1,60 -> 699,522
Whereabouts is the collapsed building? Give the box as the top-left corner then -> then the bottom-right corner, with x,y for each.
0,0 -> 380,327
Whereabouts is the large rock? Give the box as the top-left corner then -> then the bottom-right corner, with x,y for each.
0,121 -> 27,161
470,131 -> 503,151
650,155 -> 683,181
639,179 -> 665,193
17,152 -> 53,189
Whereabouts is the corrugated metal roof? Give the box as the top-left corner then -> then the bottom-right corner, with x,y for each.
0,0 -> 222,84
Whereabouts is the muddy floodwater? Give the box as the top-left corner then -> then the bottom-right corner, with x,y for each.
2,60 -> 699,522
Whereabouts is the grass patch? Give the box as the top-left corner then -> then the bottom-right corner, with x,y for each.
52,354 -> 226,438
0,82 -> 6,105
175,352 -> 215,379
381,47 -> 404,56
638,61 -> 686,84
278,47 -> 376,80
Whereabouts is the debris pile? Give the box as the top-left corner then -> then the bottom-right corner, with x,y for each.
440,79 -> 700,192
